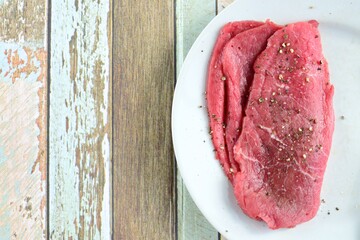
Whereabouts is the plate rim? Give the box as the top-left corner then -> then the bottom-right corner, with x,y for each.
172,0 -> 360,239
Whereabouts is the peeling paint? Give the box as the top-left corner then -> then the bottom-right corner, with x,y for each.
49,0 -> 111,239
0,43 -> 47,239
0,0 -> 46,44
69,30 -> 78,81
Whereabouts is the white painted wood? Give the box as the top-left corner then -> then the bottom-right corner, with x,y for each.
49,0 -> 111,239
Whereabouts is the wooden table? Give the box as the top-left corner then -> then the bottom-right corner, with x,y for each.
0,0 -> 233,239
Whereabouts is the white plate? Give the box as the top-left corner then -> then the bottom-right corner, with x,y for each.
172,0 -> 360,239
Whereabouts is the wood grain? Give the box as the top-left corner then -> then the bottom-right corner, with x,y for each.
113,0 -> 175,239
49,0 -> 112,239
0,0 -> 47,239
175,0 -> 219,239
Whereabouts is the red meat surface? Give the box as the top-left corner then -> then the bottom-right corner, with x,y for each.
207,21 -> 263,181
233,21 -> 334,229
222,21 -> 281,178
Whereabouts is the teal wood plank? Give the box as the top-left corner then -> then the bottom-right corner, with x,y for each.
176,0 -> 218,239
49,0 -> 111,239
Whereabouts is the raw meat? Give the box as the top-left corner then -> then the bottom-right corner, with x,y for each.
207,21 -> 263,181
222,21 -> 281,178
233,21 -> 334,229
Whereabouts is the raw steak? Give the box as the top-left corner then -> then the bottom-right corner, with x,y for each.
207,21 -> 263,181
233,21 -> 334,229
222,21 -> 281,178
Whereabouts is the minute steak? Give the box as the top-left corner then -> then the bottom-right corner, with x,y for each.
233,21 -> 334,229
221,21 -> 281,177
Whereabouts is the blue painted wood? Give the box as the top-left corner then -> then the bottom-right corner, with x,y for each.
49,0 -> 111,239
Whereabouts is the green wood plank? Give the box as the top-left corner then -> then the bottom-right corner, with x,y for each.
176,1 -> 218,239
215,3 -> 233,239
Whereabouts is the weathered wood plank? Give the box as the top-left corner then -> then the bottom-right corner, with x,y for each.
49,0 -> 111,239
218,0 -> 234,12
0,0 -> 47,44
176,1 -> 235,239
0,0 -> 47,239
175,0 -> 219,239
113,0 -> 175,239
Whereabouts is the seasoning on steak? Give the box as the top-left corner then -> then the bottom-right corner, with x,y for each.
233,21 -> 334,229
207,21 -> 263,181
221,21 -> 281,178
